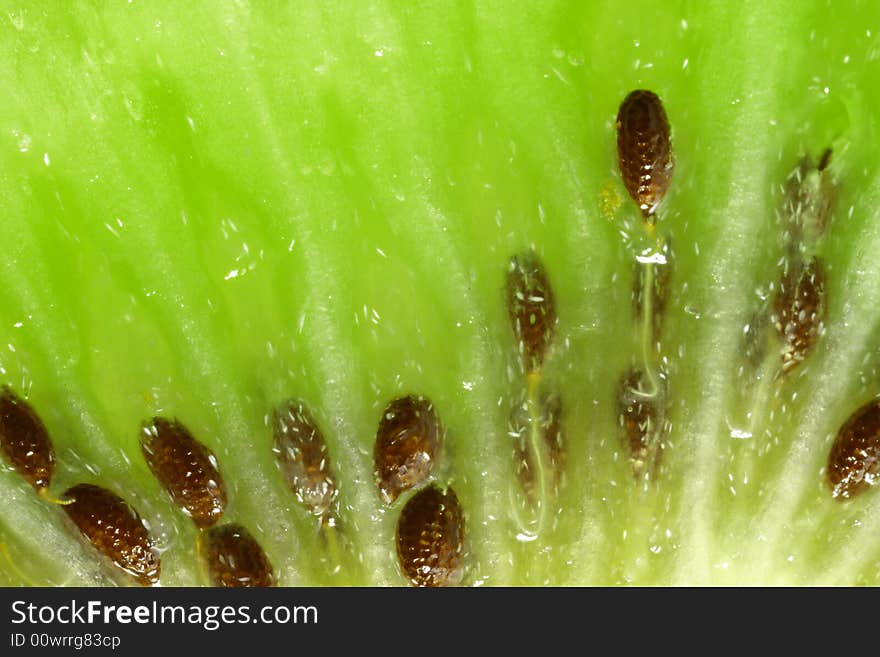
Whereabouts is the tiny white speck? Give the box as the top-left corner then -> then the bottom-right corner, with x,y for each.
374,49 -> 384,57
43,152 -> 50,166
636,251 -> 667,265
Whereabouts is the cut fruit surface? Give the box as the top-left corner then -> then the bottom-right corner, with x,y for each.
1,1 -> 880,586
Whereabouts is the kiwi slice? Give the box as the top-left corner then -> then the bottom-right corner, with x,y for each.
0,1 -> 879,586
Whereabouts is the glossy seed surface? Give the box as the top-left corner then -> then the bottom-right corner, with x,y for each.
396,485 -> 464,587
201,523 -> 275,587
374,395 -> 442,504
140,417 -> 227,529
773,257 -> 826,374
616,89 -> 673,219
0,388 -> 55,491
62,483 -> 160,586
272,399 -> 338,518
827,400 -> 880,500
506,251 -> 557,375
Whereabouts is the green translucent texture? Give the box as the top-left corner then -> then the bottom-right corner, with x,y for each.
0,1 -> 879,586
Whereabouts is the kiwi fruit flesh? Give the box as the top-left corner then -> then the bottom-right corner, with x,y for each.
1,1 -> 879,586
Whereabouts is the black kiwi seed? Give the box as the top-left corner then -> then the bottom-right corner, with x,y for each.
782,149 -> 836,244
817,147 -> 832,172
374,395 -> 443,504
509,397 -> 539,505
272,399 -> 339,519
510,391 -> 565,504
772,256 -> 826,374
540,392 -> 565,482
617,368 -> 665,479
506,251 -> 557,376
616,89 -> 674,220
827,400 -> 880,500
62,483 -> 160,586
140,417 -> 227,529
396,484 -> 465,587
0,388 -> 55,492
200,523 -> 275,588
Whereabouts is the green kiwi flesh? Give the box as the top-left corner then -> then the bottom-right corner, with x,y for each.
1,1 -> 880,586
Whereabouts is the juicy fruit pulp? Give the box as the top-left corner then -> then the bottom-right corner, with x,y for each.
1,1 -> 880,586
